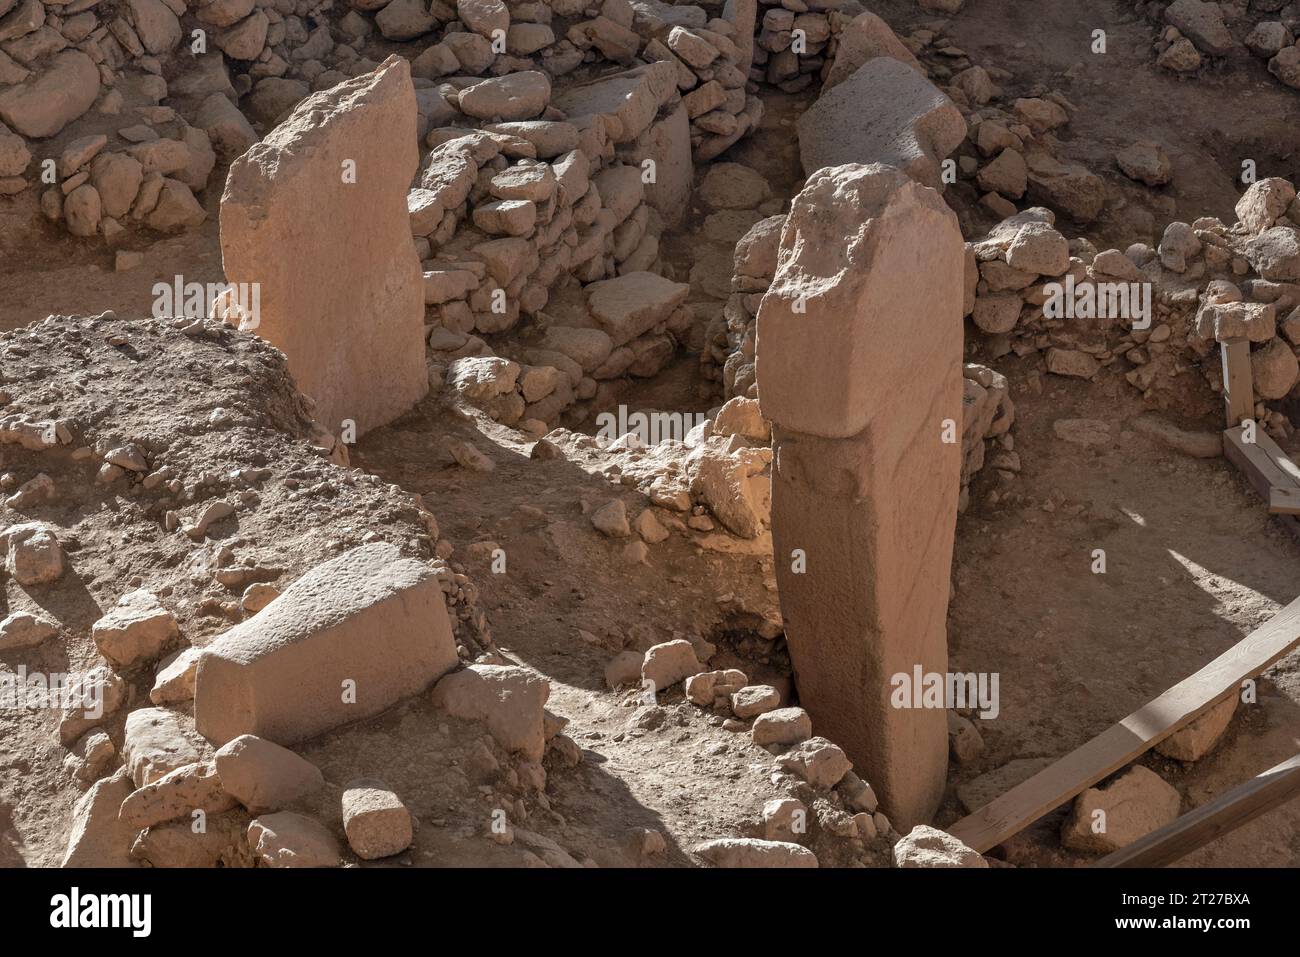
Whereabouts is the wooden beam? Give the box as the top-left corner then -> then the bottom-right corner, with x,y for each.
1222,427 -> 1300,537
1221,338 -> 1253,429
1269,486 -> 1300,515
947,594 -> 1300,853
1094,753 -> 1300,868
1256,429 -> 1300,486
1224,425 -> 1288,502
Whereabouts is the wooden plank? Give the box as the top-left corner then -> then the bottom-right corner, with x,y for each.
1222,427 -> 1300,539
1269,486 -> 1300,515
1094,753 -> 1300,868
1221,338 -> 1253,428
1254,429 -> 1300,486
947,594 -> 1300,853
1224,426 -> 1291,502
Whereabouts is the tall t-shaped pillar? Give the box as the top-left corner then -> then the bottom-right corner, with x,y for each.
756,163 -> 964,829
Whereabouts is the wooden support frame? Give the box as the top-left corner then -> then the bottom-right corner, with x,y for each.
1220,337 -> 1253,429
1094,753 -> 1300,868
945,338 -> 1300,856
1269,487 -> 1300,516
1222,425 -> 1300,536
947,594 -> 1300,853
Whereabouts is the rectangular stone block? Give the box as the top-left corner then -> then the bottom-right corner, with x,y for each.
194,543 -> 457,746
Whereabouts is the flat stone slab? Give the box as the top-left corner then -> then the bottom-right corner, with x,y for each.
551,61 -> 676,143
693,837 -> 819,867
194,542 -> 457,746
220,55 -> 427,437
584,271 -> 689,346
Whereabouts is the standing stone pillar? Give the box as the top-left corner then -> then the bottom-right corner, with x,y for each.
756,163 -> 964,829
220,55 -> 428,438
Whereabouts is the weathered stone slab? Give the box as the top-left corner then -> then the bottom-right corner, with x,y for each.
757,164 -> 963,829
824,12 -> 925,89
551,61 -> 676,144
618,100 -> 692,227
797,57 -> 965,190
122,707 -> 211,786
431,663 -> 549,761
693,837 -> 818,867
893,825 -> 987,868
0,49 -> 99,138
62,768 -> 138,867
1061,765 -> 1181,853
220,55 -> 427,437
1155,692 -> 1237,761
247,811 -> 341,866
194,543 -> 457,746
215,734 -> 324,813
585,271 -> 689,346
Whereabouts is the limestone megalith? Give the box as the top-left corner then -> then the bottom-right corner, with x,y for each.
756,163 -> 964,830
194,543 -> 458,746
220,55 -> 428,437
797,57 -> 966,190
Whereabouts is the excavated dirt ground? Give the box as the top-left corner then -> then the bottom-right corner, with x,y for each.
6,0 -> 1300,868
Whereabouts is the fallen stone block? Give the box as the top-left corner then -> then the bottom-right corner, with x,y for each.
1236,178 -> 1295,235
194,542 -> 457,745
776,736 -> 853,789
1245,226 -> 1300,282
3,522 -> 64,586
342,778 -> 413,860
824,12 -> 925,89
751,706 -> 812,746
247,811 -> 341,867
730,684 -> 780,718
893,825 -> 987,868
1164,0 -> 1237,56
149,647 -> 201,704
641,639 -> 701,692
122,707 -> 211,786
431,663 -> 549,761
1062,765 -> 1182,853
118,760 -> 236,829
58,661 -> 127,746
797,57 -> 965,189
1026,150 -> 1106,223
214,734 -> 324,813
585,271 -> 690,346
92,589 -> 179,668
692,837 -> 818,867
604,649 -> 644,689
0,609 -> 58,651
62,767 -> 137,867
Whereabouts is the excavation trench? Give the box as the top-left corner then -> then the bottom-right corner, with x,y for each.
8,0 -> 1300,871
